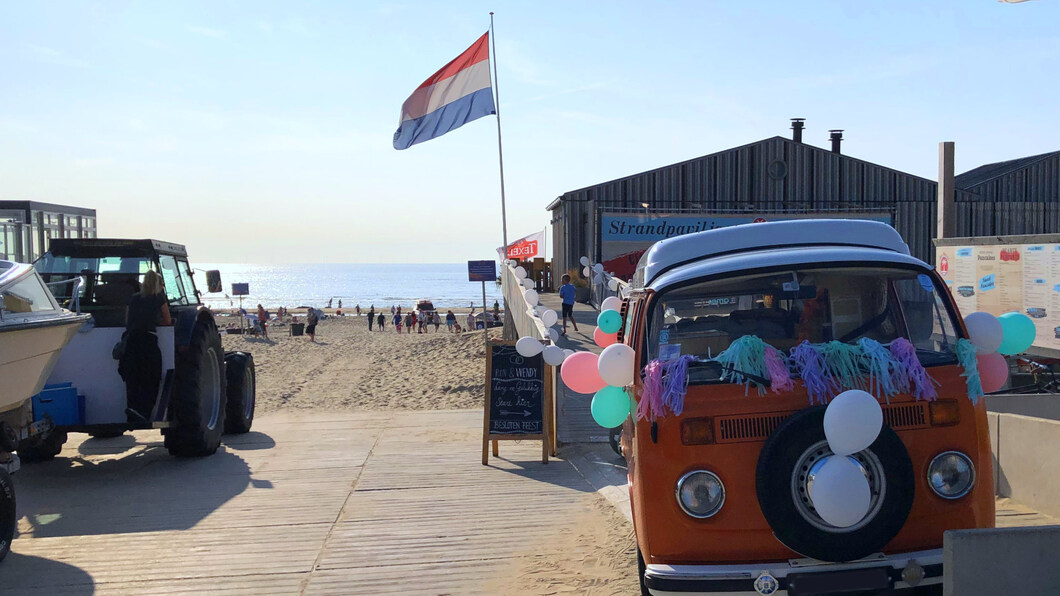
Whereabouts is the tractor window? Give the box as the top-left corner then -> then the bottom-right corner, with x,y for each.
35,254 -> 151,308
159,255 -> 188,305
177,259 -> 199,304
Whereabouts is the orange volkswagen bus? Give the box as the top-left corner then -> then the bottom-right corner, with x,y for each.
622,220 -> 991,595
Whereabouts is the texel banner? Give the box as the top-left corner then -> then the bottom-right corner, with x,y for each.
498,230 -> 544,261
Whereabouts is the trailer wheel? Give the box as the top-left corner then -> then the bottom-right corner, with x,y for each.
16,431 -> 67,463
223,352 -> 255,434
165,318 -> 226,457
0,469 -> 13,562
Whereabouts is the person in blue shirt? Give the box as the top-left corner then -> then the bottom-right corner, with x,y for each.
559,274 -> 579,335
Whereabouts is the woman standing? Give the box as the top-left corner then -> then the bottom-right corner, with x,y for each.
445,310 -> 456,333
306,308 -> 319,342
256,304 -> 269,339
119,270 -> 172,423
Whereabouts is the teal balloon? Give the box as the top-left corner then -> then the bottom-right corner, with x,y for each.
998,312 -> 1036,355
591,386 -> 630,428
597,309 -> 623,334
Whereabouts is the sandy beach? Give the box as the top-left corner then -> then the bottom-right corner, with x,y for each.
219,314 -> 501,413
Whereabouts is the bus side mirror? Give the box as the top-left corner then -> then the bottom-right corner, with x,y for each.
206,270 -> 223,293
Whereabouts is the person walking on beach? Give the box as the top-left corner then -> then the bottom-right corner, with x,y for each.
409,311 -> 418,334
432,311 -> 441,332
391,305 -> 395,316
467,309 -> 475,332
394,312 -> 402,333
338,299 -> 342,310
306,308 -> 319,342
559,274 -> 579,335
445,310 -> 456,333
377,312 -> 386,331
404,312 -> 412,334
367,306 -> 374,330
356,304 -> 361,316
256,304 -> 269,339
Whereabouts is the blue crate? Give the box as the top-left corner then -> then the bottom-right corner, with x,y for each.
32,385 -> 84,427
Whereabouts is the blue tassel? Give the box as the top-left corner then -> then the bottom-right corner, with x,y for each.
717,335 -> 768,395
858,337 -> 900,402
956,338 -> 984,404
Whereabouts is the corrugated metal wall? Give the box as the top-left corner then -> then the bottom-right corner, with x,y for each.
551,136 -> 938,274
955,154 -> 1060,237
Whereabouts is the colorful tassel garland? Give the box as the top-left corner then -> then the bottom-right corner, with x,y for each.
716,335 -> 768,395
764,346 -> 795,394
955,338 -> 984,404
821,341 -> 864,392
790,341 -> 836,404
661,355 -> 695,416
858,337 -> 900,402
637,359 -> 665,421
888,338 -> 939,401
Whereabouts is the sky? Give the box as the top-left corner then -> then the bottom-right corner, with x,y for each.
1,1 -> 1058,264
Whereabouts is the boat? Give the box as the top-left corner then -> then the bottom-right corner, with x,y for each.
0,260 -> 92,414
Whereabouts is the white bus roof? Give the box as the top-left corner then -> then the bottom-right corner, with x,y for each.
632,219 -> 910,288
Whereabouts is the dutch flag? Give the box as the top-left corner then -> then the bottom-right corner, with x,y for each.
393,32 -> 496,150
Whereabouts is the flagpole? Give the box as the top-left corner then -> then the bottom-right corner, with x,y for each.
489,12 -> 509,258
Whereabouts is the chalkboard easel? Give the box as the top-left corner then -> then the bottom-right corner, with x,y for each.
482,339 -> 553,465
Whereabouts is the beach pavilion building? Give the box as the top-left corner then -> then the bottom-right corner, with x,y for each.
546,120 -> 1060,284
0,201 -> 98,263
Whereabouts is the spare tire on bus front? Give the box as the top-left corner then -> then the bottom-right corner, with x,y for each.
755,406 -> 914,563
165,317 -> 227,457
223,351 -> 255,434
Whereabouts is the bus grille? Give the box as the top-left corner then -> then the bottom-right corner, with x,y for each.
715,402 -> 930,443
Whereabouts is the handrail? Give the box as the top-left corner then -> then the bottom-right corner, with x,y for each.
45,276 -> 83,314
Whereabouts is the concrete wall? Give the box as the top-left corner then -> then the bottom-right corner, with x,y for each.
944,526 -> 1060,595
986,393 -> 1060,421
990,411 -> 1060,518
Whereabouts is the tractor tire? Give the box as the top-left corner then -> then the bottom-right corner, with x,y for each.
223,351 -> 255,434
88,426 -> 125,439
0,469 -> 13,562
165,318 -> 227,457
16,431 -> 67,463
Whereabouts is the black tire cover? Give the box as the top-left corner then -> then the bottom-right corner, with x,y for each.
755,406 -> 914,562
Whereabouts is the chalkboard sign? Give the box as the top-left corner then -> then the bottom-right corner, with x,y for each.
488,343 -> 543,435
482,340 -> 552,464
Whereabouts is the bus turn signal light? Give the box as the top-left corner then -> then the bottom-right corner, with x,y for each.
929,400 -> 960,427
681,418 -> 715,445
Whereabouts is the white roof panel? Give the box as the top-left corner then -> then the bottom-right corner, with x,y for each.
633,219 -> 910,288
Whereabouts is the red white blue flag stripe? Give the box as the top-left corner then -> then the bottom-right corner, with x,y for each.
393,32 -> 496,150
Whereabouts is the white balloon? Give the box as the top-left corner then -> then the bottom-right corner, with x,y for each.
542,345 -> 565,366
582,266 -> 591,277
516,336 -> 544,357
593,263 -> 604,273
541,309 -> 558,327
824,390 -> 883,456
964,311 -> 1003,354
597,343 -> 636,387
514,266 -> 527,280
810,455 -> 872,528
523,289 -> 539,307
563,349 -> 575,360
548,328 -> 559,342
534,305 -> 547,316
608,278 -> 619,291
579,256 -> 590,266
521,278 -> 534,290
601,296 -> 623,312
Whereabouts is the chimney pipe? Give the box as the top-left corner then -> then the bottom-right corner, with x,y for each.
829,129 -> 844,154
791,118 -> 805,143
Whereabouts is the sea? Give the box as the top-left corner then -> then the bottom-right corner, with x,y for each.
196,263 -> 504,311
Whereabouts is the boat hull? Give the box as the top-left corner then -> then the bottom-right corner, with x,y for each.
0,318 -> 88,414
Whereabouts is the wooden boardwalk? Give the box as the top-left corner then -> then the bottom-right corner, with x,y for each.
1,410 -> 634,595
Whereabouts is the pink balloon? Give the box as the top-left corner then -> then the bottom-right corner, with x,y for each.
561,351 -> 607,394
977,351 -> 1009,393
594,327 -> 618,348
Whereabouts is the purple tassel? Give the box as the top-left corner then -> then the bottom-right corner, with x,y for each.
765,346 -> 794,394
638,359 -> 665,421
661,355 -> 695,415
790,341 -> 836,404
888,338 -> 939,401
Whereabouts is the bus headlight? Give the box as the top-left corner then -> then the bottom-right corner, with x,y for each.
676,470 -> 725,518
928,451 -> 975,499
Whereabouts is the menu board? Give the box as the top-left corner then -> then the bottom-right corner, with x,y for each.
937,243 -> 1060,353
